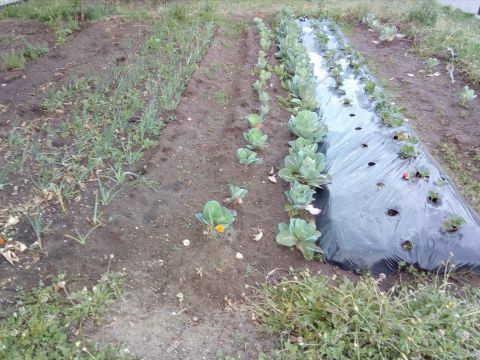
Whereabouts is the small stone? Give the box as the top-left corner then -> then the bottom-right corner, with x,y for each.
183,239 -> 190,247
193,317 -> 198,322
187,117 -> 192,121
236,252 -> 244,259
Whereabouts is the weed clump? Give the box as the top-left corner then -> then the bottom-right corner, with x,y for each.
408,0 -> 440,26
254,266 -> 480,359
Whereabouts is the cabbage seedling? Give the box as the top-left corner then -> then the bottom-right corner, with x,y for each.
224,185 -> 248,205
237,148 -> 262,165
245,113 -> 264,128
196,200 -> 237,236
259,91 -> 270,105
244,128 -> 268,150
288,110 -> 328,143
275,218 -> 322,260
425,57 -> 440,70
459,86 -> 477,108
256,57 -> 267,71
278,150 -> 332,188
285,181 -> 316,209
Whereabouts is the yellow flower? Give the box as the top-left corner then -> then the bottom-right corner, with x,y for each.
215,224 -> 225,233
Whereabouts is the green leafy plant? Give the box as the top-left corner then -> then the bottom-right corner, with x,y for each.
288,137 -> 318,156
245,113 -> 264,129
414,166 -> 430,178
399,145 -> 417,159
425,57 -> 440,70
244,128 -> 267,150
428,190 -> 441,203
214,91 -> 232,107
258,91 -> 270,105
0,271 -> 128,359
365,80 -> 376,94
278,150 -> 332,188
237,148 -> 261,165
379,25 -> 403,42
224,185 -> 247,205
458,86 -> 477,108
440,213 -> 467,232
253,259 -> 479,359
275,218 -> 322,260
285,181 -> 316,209
21,38 -> 49,60
2,48 -> 26,71
288,110 -> 328,143
195,200 -> 236,235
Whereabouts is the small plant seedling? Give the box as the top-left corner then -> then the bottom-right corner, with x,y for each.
428,190 -> 441,203
343,97 -> 352,105
224,185 -> 247,205
237,148 -> 262,165
214,91 -> 232,107
399,145 -> 417,159
195,200 -> 236,237
414,166 -> 430,178
458,86 -> 477,108
440,213 -> 466,232
425,57 -> 440,70
365,81 -> 376,94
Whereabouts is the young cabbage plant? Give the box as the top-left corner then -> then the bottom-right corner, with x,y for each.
259,69 -> 271,83
288,137 -> 318,156
260,104 -> 269,116
278,150 -> 332,188
237,148 -> 262,165
244,128 -> 268,150
256,56 -> 267,71
224,185 -> 248,205
260,37 -> 270,52
459,86 -> 477,108
259,91 -> 270,105
253,79 -> 266,92
285,181 -> 316,209
288,110 -> 328,143
195,200 -> 237,236
245,113 -> 264,129
425,57 -> 440,70
275,218 -> 322,260
379,26 -> 403,42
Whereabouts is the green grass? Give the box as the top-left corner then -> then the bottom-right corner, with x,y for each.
0,270 -> 128,359
252,266 -> 480,359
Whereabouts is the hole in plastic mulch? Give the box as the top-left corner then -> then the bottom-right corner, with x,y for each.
368,162 -> 376,167
349,114 -> 355,117
402,240 -> 413,250
355,127 -> 362,130
387,209 -> 399,216
361,143 -> 368,148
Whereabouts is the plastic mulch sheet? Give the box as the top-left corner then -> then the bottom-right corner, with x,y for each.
300,20 -> 480,275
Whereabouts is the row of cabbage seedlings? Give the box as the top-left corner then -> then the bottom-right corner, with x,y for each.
236,17 -> 274,165
195,16 -> 275,237
312,18 -> 467,232
272,6 -> 332,261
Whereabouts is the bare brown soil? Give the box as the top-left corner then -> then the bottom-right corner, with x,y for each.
1,13 -> 480,360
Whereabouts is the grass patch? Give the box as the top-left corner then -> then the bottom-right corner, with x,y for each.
0,270 -> 129,359
252,266 -> 480,359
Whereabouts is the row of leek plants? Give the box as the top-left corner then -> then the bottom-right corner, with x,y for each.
272,6 -> 331,261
